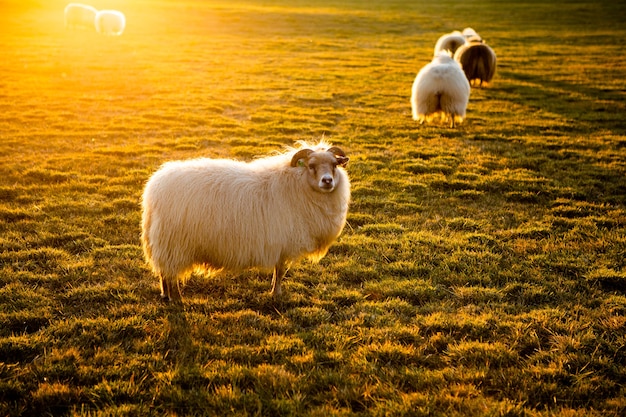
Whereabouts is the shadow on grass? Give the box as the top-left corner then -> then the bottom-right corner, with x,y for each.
501,70 -> 626,131
162,303 -> 197,367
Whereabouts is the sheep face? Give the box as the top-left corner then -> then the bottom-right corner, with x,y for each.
291,148 -> 349,193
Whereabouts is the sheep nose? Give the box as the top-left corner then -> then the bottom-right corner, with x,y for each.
322,177 -> 333,185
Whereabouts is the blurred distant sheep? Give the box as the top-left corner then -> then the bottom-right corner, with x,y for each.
95,10 -> 126,36
64,3 -> 97,30
434,31 -> 466,56
141,141 -> 351,302
411,51 -> 470,128
462,27 -> 482,42
454,37 -> 497,87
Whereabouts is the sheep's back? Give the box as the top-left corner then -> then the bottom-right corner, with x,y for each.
434,33 -> 466,56
64,4 -> 97,28
414,60 -> 468,97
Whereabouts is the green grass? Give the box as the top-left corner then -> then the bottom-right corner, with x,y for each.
1,0 -> 626,415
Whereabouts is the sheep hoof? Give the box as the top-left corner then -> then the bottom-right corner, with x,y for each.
161,295 -> 183,304
270,287 -> 283,299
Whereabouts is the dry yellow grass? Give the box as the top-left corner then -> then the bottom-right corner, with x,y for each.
1,0 -> 626,415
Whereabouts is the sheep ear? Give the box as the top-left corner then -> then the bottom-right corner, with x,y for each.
336,156 -> 349,167
327,147 -> 349,167
290,149 -> 313,167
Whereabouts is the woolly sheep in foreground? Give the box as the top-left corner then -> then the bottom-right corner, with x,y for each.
141,141 -> 351,302
411,51 -> 470,128
64,3 -> 97,30
454,38 -> 497,87
95,10 -> 126,36
434,30 -> 466,56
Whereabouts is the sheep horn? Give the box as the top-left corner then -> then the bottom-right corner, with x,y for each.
326,147 -> 345,157
327,147 -> 349,167
290,149 -> 314,167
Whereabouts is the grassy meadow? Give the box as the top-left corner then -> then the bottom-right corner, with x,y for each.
1,0 -> 626,415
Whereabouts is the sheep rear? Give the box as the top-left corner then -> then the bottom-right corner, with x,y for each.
455,43 -> 497,87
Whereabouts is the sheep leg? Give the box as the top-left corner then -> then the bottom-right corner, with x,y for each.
160,274 -> 181,302
270,261 -> 288,298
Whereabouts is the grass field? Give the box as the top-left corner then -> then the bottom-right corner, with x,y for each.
1,0 -> 626,415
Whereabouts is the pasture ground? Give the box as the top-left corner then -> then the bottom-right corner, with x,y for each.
1,0 -> 625,415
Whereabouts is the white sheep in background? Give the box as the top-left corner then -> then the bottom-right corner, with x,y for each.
95,10 -> 126,36
141,141 -> 351,302
64,3 -> 97,30
411,51 -> 471,128
462,27 -> 482,42
434,30 -> 466,56
454,38 -> 497,87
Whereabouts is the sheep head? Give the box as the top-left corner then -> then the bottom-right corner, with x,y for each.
291,147 -> 349,193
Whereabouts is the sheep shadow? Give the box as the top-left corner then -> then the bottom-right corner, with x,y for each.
499,70 -> 626,131
180,271 -> 306,316
161,302 -> 197,368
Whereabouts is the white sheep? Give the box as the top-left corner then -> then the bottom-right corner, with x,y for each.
64,3 -> 97,30
141,141 -> 351,301
433,31 -> 466,56
462,27 -> 482,42
454,38 -> 497,87
411,51 -> 471,128
95,10 -> 126,36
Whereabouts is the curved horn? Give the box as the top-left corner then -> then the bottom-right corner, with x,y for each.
326,147 -> 346,157
327,146 -> 349,167
290,149 -> 314,167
